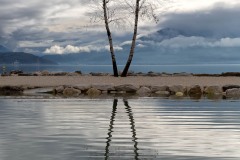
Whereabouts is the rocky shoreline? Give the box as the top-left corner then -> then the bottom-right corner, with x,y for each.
1,70 -> 240,99
1,84 -> 240,99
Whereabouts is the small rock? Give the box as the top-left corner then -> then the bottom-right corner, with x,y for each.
169,85 -> 186,94
63,87 -> 81,96
67,73 -> 79,76
137,87 -> 151,96
75,71 -> 82,75
155,91 -> 170,96
147,72 -> 160,77
176,92 -> 184,97
41,70 -> 50,76
173,72 -> 192,76
90,72 -> 108,76
86,88 -> 101,96
204,86 -> 222,95
223,85 -> 240,92
10,70 -> 23,75
226,88 -> 240,98
53,72 -> 68,76
115,84 -> 139,93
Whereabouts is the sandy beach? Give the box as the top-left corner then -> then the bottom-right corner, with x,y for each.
1,76 -> 240,87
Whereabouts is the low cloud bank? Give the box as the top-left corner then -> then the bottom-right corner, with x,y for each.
44,44 -> 123,54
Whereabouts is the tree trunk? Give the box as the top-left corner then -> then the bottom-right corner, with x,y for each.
103,0 -> 119,77
121,0 -> 140,77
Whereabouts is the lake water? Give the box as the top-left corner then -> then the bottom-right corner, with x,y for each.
2,64 -> 240,74
0,97 -> 240,160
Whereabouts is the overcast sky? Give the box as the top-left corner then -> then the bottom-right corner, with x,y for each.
1,0 -> 240,55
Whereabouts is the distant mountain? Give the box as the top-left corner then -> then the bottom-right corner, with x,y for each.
139,28 -> 189,42
0,45 -> 10,52
0,52 -> 57,65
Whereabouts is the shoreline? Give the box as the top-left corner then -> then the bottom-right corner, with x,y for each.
1,75 -> 240,87
1,75 -> 240,99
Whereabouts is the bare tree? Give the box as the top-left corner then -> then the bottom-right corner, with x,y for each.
121,0 -> 168,77
89,0 -> 171,77
103,0 -> 118,77
120,0 -> 140,77
90,0 -> 126,77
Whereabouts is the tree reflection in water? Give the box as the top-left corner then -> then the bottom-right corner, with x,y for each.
105,99 -> 139,160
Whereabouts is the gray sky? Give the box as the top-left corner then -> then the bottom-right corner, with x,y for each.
1,0 -> 240,55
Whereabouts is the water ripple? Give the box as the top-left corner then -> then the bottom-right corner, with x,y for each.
0,98 -> 240,160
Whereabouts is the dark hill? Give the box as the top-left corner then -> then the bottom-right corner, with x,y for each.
0,52 -> 57,65
0,45 -> 10,52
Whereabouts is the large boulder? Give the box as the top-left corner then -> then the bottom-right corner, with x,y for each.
63,87 -> 81,96
188,85 -> 202,96
91,84 -> 115,91
226,88 -> 240,98
115,84 -> 139,93
223,85 -> 240,92
169,85 -> 186,94
86,88 -> 101,96
137,87 -> 151,96
0,86 -> 24,95
204,86 -> 222,95
150,86 -> 169,93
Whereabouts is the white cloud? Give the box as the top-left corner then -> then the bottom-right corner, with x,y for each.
156,36 -> 240,48
104,45 -> 123,51
44,45 -> 94,54
44,44 -> 123,54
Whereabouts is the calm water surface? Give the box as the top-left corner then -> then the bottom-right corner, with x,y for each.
0,98 -> 240,160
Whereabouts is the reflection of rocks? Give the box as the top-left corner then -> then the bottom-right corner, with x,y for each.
63,87 -> 81,96
115,84 -> 139,93
226,88 -> 240,98
0,86 -> 24,95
